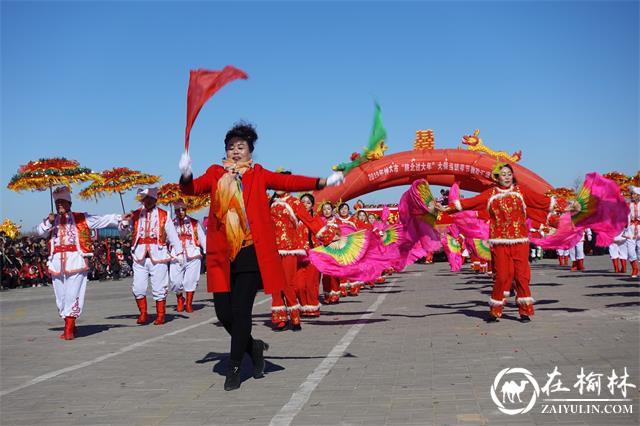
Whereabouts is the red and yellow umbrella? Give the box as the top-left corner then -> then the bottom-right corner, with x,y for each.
79,167 -> 160,213
7,157 -> 102,211
156,183 -> 210,213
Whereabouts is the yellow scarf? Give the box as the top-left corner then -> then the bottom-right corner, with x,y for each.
213,160 -> 253,260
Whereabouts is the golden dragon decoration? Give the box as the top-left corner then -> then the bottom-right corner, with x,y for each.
461,129 -> 522,163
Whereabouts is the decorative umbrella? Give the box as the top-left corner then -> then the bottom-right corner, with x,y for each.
156,183 -> 210,213
7,157 -> 102,212
545,187 -> 576,215
0,219 -> 21,239
603,171 -> 631,196
79,167 -> 160,213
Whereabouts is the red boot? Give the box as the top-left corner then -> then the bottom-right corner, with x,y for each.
571,261 -> 578,272
153,300 -> 166,325
564,256 -> 570,266
612,258 -> 620,273
175,293 -> 185,312
272,309 -> 287,331
578,259 -> 585,271
620,260 -> 627,274
349,284 -> 360,296
631,260 -> 639,278
289,308 -> 302,331
185,291 -> 195,313
339,284 -> 348,298
59,316 -> 76,340
135,297 -> 148,325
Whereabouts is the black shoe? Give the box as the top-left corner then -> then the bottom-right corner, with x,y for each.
251,339 -> 270,379
486,315 -> 500,323
224,363 -> 241,391
520,315 -> 531,323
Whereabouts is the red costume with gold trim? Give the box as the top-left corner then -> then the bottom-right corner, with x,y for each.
296,217 -> 322,316
334,214 -> 357,296
452,184 -> 553,319
270,193 -> 335,329
320,214 -> 342,304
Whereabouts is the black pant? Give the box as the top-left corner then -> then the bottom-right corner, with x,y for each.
213,271 -> 260,363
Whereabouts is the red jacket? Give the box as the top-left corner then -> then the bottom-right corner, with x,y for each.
181,163 -> 320,294
451,184 -> 552,244
271,194 -> 329,255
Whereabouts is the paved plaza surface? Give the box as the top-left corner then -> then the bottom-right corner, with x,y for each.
1,255 -> 638,426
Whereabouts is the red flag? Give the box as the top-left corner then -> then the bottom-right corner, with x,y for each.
185,66 -> 248,150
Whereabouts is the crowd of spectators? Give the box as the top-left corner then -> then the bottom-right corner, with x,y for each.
0,234 -> 134,290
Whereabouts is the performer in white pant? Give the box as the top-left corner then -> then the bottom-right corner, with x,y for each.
624,186 -> 640,278
169,200 -> 206,313
569,229 -> 592,271
556,249 -> 570,267
126,187 -> 182,325
609,242 -> 623,272
610,232 -> 629,274
37,186 -> 128,340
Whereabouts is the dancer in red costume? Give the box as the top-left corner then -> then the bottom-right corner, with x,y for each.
269,182 -> 335,330
319,201 -> 342,304
438,163 -> 579,322
334,203 -> 358,296
297,194 -> 322,317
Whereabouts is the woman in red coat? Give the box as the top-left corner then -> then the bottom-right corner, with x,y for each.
179,123 -> 342,391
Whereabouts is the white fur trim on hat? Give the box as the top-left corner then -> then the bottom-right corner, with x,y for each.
631,186 -> 640,195
137,187 -> 158,200
52,186 -> 72,203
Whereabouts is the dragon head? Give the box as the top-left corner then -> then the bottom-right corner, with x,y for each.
461,129 -> 481,146
365,140 -> 387,160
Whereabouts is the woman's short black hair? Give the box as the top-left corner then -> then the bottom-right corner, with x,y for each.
338,202 -> 349,211
224,122 -> 258,152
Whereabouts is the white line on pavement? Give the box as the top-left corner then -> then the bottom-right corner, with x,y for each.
269,282 -> 394,426
0,297 -> 271,397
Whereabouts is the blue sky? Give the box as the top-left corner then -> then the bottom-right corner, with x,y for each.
2,1 -> 638,232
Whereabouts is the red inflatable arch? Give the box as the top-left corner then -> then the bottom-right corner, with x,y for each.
313,149 -> 553,203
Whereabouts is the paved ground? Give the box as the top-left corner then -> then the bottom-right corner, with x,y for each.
1,255 -> 638,426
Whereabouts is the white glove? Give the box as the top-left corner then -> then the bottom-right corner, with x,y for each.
326,171 -> 345,187
179,150 -> 192,178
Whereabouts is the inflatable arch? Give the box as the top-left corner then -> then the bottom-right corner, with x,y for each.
313,149 -> 553,203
